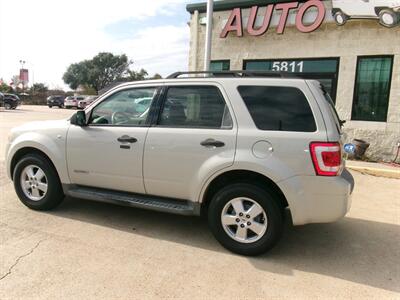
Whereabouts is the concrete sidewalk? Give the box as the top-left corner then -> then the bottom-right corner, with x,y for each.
346,160 -> 400,179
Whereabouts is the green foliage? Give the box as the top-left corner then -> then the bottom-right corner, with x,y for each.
151,73 -> 163,80
0,83 -> 13,93
30,83 -> 48,93
63,52 -> 162,92
119,68 -> 148,82
63,52 -> 132,92
79,85 -> 97,95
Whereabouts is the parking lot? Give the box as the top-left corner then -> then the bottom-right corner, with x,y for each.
0,105 -> 399,299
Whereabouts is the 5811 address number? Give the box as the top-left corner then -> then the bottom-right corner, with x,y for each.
271,61 -> 304,73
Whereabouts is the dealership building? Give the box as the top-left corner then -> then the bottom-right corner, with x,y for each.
186,0 -> 400,161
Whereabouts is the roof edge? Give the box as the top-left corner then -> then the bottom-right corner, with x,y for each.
186,0 -> 307,14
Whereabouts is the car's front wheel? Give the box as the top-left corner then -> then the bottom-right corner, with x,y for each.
13,154 -> 64,210
208,183 -> 283,256
4,103 -> 11,110
379,9 -> 399,28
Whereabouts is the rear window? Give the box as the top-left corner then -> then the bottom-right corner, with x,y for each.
238,86 -> 316,132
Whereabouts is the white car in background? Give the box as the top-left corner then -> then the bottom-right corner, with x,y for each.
64,96 -> 85,109
332,0 -> 400,27
78,96 -> 98,109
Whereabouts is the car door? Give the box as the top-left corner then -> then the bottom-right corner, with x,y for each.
143,83 -> 237,201
67,86 -> 160,194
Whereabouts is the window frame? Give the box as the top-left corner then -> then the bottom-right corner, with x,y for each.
351,55 -> 394,122
86,86 -> 162,128
154,84 -> 234,130
237,85 -> 318,133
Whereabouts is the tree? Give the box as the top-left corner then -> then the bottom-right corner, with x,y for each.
0,83 -> 13,93
63,52 -> 132,92
63,61 -> 90,90
150,73 -> 162,80
30,83 -> 48,93
119,68 -> 148,82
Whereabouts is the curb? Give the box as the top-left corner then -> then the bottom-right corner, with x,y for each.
347,166 -> 400,179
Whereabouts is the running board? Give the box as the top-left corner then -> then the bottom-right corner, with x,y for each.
64,185 -> 200,216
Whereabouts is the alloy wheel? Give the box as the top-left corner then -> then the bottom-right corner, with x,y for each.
221,197 -> 268,244
20,165 -> 48,201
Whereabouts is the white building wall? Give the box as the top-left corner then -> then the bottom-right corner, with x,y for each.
188,2 -> 400,161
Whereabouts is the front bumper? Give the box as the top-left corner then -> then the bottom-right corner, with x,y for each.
278,169 -> 354,225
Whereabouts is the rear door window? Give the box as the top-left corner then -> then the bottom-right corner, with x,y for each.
238,86 -> 316,132
158,86 -> 233,129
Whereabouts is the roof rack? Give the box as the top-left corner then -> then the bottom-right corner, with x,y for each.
167,70 -> 300,79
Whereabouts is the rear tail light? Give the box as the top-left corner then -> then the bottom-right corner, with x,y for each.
310,142 -> 342,176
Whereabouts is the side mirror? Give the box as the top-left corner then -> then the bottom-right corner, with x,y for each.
71,111 -> 87,126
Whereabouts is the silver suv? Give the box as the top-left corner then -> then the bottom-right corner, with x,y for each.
5,71 -> 354,256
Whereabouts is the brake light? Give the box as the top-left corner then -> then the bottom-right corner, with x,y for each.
310,142 -> 342,176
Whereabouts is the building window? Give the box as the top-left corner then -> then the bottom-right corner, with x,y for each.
210,60 -> 230,71
352,56 -> 393,122
244,58 -> 340,102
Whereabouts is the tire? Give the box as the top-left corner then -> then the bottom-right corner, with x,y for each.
58,105 -> 63,108
13,154 -> 64,211
379,9 -> 399,28
48,105 -> 52,108
334,11 -> 348,26
208,183 -> 283,256
4,103 -> 11,110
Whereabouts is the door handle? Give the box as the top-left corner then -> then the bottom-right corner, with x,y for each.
117,135 -> 138,144
200,138 -> 225,148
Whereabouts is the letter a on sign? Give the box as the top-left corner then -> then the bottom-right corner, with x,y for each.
220,8 -> 243,38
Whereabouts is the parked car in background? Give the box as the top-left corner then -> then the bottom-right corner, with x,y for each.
78,96 -> 98,109
332,0 -> 400,27
1,93 -> 20,109
47,95 -> 65,108
64,96 -> 85,109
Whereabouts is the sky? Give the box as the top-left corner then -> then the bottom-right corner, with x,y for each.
0,0 -> 200,89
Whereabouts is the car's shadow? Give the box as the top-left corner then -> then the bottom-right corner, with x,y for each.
50,196 -> 399,293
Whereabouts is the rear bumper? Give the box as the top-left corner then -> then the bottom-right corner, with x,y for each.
278,169 -> 354,225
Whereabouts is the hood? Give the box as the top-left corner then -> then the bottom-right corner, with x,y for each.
13,119 -> 70,132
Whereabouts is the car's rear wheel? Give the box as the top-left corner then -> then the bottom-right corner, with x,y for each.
334,11 -> 348,26
4,103 -> 11,110
379,9 -> 398,28
208,183 -> 283,256
48,105 -> 52,108
13,154 -> 64,210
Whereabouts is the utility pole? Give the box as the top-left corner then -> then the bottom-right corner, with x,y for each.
19,60 -> 26,92
203,0 -> 214,71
